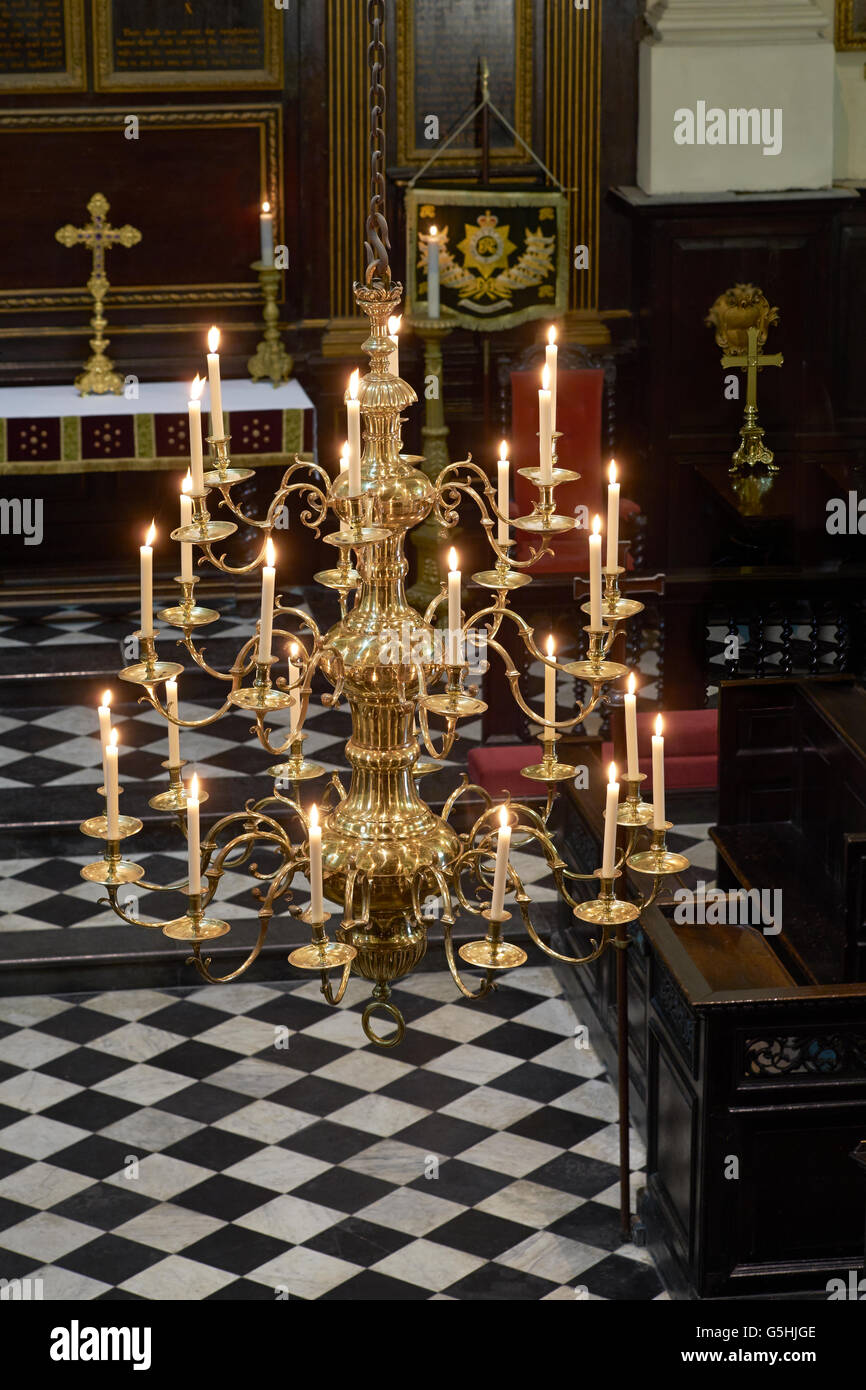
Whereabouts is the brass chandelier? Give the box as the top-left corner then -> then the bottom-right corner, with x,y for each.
79,0 -> 688,1048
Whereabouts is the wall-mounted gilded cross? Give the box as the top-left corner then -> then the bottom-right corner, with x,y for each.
706,283 -> 783,474
55,193 -> 142,396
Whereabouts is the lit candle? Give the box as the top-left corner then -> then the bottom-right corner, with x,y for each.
589,515 -> 603,630
546,325 -> 558,436
544,634 -> 556,726
188,374 -> 205,495
447,546 -> 462,665
165,678 -> 181,767
140,521 -> 155,639
624,672 -> 639,780
602,762 -> 620,878
427,225 -> 441,318
338,442 -> 351,535
539,364 -> 553,485
497,440 -> 510,547
490,805 -> 512,918
179,471 -> 193,581
288,641 -> 301,734
652,714 -> 666,830
388,314 -> 401,378
259,537 -> 276,665
206,326 -> 224,441
347,369 -> 362,496
259,200 -> 275,267
606,459 -> 620,572
105,728 -> 120,840
308,804 -> 323,920
187,772 -> 201,895
97,690 -> 112,791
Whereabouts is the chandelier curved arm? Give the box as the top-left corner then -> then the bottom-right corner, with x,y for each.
423,584 -> 447,628
414,689 -> 459,762
187,909 -> 274,985
215,459 -> 330,534
433,458 -> 554,570
320,960 -> 353,1005
476,616 -> 606,732
442,918 -> 497,1000
252,640 -> 344,758
516,883 -> 612,967
172,629 -> 260,688
442,774 -> 493,824
137,679 -> 243,728
199,532 -> 272,576
101,884 -> 170,929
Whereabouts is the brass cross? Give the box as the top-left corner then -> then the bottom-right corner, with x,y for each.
55,192 -> 142,395
721,325 -> 783,411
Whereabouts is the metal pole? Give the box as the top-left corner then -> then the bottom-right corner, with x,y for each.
616,921 -> 632,1241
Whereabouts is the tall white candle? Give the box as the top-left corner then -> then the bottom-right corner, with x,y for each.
140,522 -> 155,639
206,326 -> 224,440
288,641 -> 301,734
105,728 -> 120,840
652,714 -> 666,830
180,471 -> 193,580
98,690 -> 112,790
339,442 -> 351,535
388,314 -> 401,378
497,440 -> 510,546
187,773 -> 201,895
602,762 -> 620,878
309,804 -> 323,920
259,200 -> 275,267
447,546 -> 462,665
539,364 -> 553,485
624,672 -> 639,780
427,226 -> 441,318
347,370 -> 362,496
259,537 -> 276,665
545,634 -> 556,726
188,375 -> 205,495
589,515 -> 603,630
546,326 -> 558,436
490,806 -> 512,918
606,459 -> 620,572
166,678 -> 181,767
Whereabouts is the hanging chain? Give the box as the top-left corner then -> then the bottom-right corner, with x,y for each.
364,0 -> 391,287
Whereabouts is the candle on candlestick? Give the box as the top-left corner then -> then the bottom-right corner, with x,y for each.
259,537 -> 276,666
447,546 -> 462,665
338,442 -> 351,534
309,804 -> 323,920
105,728 -> 120,840
347,369 -> 362,496
188,375 -> 205,495
427,226 -> 441,318
589,515 -> 603,630
140,521 -> 155,639
490,805 -> 512,918
546,325 -> 558,436
187,773 -> 201,895
544,634 -> 556,726
624,672 -> 639,780
288,641 -> 301,734
387,314 -> 401,378
497,440 -> 510,547
97,690 -> 112,791
165,678 -> 181,767
539,364 -> 553,484
206,326 -> 224,440
606,459 -> 620,572
602,762 -> 620,878
179,471 -> 193,580
652,714 -> 666,830
259,200 -> 275,267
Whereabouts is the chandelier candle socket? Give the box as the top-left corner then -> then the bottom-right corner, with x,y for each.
625,672 -> 639,779
602,762 -> 620,878
545,634 -> 556,725
388,314 -> 401,377
206,327 -> 224,440
652,714 -> 666,829
491,806 -> 512,919
447,546 -> 462,665
165,679 -> 181,767
187,376 -> 205,494
497,440 -> 510,546
606,460 -> 620,572
105,729 -> 120,840
309,804 -> 324,920
97,691 -> 112,789
140,522 -> 155,640
187,774 -> 201,895
546,325 -> 558,434
539,364 -> 553,485
259,200 -> 275,267
589,515 -> 603,629
347,370 -> 362,495
259,538 -> 276,665
427,225 -> 441,317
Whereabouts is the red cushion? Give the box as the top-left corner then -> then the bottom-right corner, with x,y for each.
468,746 -> 548,798
602,709 -> 719,791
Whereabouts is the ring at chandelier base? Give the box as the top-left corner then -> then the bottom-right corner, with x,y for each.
362,998 -> 406,1048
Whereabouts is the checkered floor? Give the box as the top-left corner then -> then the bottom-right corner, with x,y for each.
0,968 -> 666,1301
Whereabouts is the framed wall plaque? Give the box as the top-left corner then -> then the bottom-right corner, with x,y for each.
836,0 -> 866,49
93,0 -> 283,91
0,0 -> 86,92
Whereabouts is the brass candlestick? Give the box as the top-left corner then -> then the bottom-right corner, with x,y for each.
618,772 -> 653,827
248,261 -> 293,387
204,433 -> 253,489
149,759 -> 210,814
158,576 -> 220,632
163,891 -> 231,943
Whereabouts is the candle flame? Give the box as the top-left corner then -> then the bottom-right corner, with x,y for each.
655,714 -> 663,738
429,224 -> 438,238
541,364 -> 551,392
109,728 -> 118,748
101,689 -> 112,708
499,439 -> 508,462
289,641 -> 299,659
388,314 -> 402,336
181,470 -> 192,495
548,325 -> 557,345
627,671 -> 636,697
546,633 -> 555,659
261,200 -> 271,214
448,546 -> 458,574
608,761 -> 618,785
592,514 -> 601,536
310,803 -> 319,830
144,520 -> 156,547
207,326 -> 220,354
349,368 -> 360,400
189,772 -> 199,801
498,805 -> 508,830
608,459 -> 617,485
265,537 -> 276,569
190,373 -> 204,401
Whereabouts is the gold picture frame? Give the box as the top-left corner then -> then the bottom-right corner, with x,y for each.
836,0 -> 866,49
93,0 -> 283,92
397,0 -> 534,167
0,0 -> 86,93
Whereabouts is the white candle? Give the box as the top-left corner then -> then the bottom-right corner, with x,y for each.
166,678 -> 181,767
388,314 -> 401,378
652,714 -> 666,830
309,804 -> 323,920
187,773 -> 201,895
105,728 -> 120,840
546,326 -> 558,436
544,634 -> 556,726
606,459 -> 620,572
188,375 -> 205,495
602,762 -> 620,878
339,442 -> 351,535
98,690 -> 112,790
539,364 -> 553,485
140,521 -> 155,639
180,471 -> 193,580
207,326 -> 224,440
347,370 -> 362,496
259,200 -> 275,267
624,672 -> 639,780
497,440 -> 510,547
589,515 -> 603,630
447,546 -> 462,665
490,806 -> 512,918
288,641 -> 301,734
427,226 -> 441,318
259,537 -> 276,665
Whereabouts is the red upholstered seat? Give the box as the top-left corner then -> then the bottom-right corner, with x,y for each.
468,745 -> 548,798
603,709 -> 719,791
